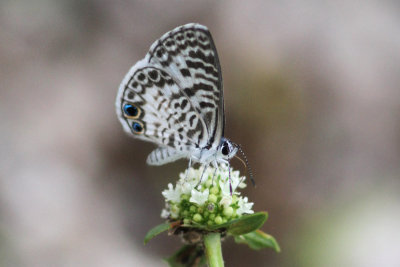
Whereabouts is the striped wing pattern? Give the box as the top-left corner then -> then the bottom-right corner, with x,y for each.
116,23 -> 224,165
148,24 -> 224,148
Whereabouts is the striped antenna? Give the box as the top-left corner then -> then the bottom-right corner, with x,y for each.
234,143 -> 256,187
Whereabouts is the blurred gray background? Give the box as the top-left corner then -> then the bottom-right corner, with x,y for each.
1,1 -> 400,266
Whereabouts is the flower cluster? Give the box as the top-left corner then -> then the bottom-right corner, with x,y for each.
161,164 -> 254,227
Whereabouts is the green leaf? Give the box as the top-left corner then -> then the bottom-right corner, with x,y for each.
234,230 -> 281,252
164,245 -> 206,267
227,212 -> 268,235
209,212 -> 268,234
144,222 -> 171,245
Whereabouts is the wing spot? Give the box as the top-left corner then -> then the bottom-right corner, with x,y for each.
181,99 -> 188,110
180,68 -> 191,77
148,70 -> 159,80
165,40 -> 175,47
189,114 -> 197,127
199,102 -> 215,108
131,121 -> 144,134
183,88 -> 195,97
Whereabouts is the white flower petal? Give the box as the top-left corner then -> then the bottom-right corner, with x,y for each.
161,209 -> 170,219
170,205 -> 180,219
162,183 -> 181,202
237,197 -> 254,215
189,188 -> 209,205
219,195 -> 232,207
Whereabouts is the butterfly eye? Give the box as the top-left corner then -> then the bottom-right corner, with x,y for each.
221,143 -> 230,156
132,122 -> 144,134
124,103 -> 140,118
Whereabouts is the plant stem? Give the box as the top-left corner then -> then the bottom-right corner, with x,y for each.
204,232 -> 224,267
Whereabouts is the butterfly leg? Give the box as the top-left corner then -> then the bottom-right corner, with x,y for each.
211,160 -> 219,186
228,161 -> 233,195
196,164 -> 209,188
185,157 -> 192,181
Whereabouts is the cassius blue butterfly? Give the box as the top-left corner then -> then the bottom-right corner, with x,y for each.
116,23 -> 254,186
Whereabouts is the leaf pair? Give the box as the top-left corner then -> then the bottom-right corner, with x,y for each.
144,211 -> 279,253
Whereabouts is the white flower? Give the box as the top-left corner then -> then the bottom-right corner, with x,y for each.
236,197 -> 254,215
237,176 -> 247,189
219,178 -> 239,197
170,205 -> 180,219
189,188 -> 209,205
219,195 -> 232,207
161,209 -> 170,219
175,180 -> 190,194
179,167 -> 199,181
160,165 -> 255,225
162,183 -> 181,202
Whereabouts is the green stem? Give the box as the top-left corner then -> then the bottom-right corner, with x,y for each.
204,232 -> 224,267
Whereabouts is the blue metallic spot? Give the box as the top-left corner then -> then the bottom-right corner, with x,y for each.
124,104 -> 138,117
132,122 -> 143,133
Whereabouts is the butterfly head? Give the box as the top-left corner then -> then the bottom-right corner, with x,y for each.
219,138 -> 238,160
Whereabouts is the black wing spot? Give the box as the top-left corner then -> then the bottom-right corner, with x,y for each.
180,68 -> 191,77
181,99 -> 188,110
149,70 -> 158,80
165,40 -> 175,47
184,88 -> 195,97
166,79 -> 175,86
193,82 -> 214,92
189,114 -> 196,127
131,81 -> 138,88
199,102 -> 215,108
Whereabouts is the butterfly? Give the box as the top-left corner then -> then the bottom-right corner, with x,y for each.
116,23 -> 252,184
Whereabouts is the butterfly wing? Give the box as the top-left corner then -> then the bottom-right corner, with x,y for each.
146,146 -> 188,166
116,23 -> 224,165
147,23 -> 225,149
116,64 -> 207,154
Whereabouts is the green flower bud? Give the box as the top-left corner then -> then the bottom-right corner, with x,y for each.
193,213 -> 202,222
161,165 -> 254,227
208,194 -> 218,203
232,195 -> 238,203
214,216 -> 223,224
223,206 -> 234,217
210,186 -> 219,194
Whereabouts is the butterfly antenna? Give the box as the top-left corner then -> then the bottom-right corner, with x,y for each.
235,144 -> 256,187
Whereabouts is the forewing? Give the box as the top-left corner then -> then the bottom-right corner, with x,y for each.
146,23 -> 224,148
